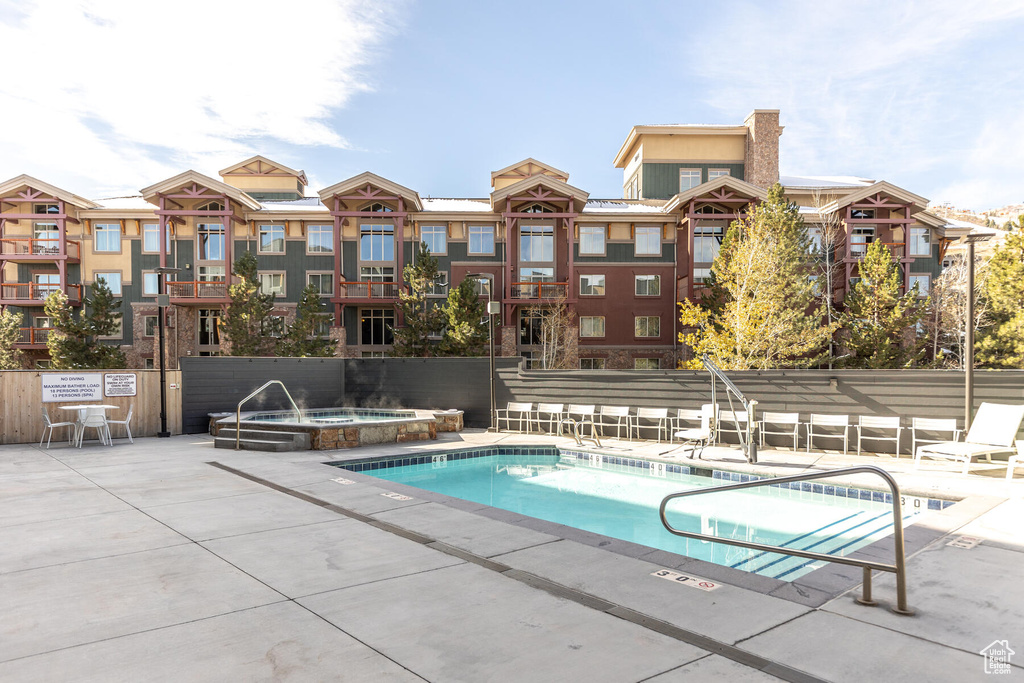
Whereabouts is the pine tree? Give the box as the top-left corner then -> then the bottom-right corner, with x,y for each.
438,278 -> 488,356
976,223 -> 1024,367
392,243 -> 445,356
43,280 -> 126,369
220,251 -> 277,356
278,284 -> 335,357
83,279 -> 127,368
0,307 -> 25,369
841,240 -> 927,368
678,183 -> 836,369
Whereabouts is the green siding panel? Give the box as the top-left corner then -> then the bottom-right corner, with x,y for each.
642,162 -> 746,200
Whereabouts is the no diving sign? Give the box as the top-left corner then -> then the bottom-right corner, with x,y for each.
651,569 -> 721,591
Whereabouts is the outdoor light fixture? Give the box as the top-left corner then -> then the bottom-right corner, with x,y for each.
963,233 -> 992,429
154,266 -> 180,438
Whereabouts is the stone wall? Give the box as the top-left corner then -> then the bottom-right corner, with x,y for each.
743,110 -> 782,189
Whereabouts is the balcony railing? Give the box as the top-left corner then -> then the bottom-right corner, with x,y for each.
845,242 -> 906,261
0,283 -> 82,304
17,327 -> 51,345
0,239 -> 80,259
166,280 -> 228,299
338,281 -> 403,299
511,282 -> 568,300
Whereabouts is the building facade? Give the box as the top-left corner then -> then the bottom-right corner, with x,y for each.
0,110 -> 968,369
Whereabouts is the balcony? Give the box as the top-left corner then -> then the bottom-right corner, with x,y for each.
17,327 -> 50,347
510,282 -> 568,301
0,239 -> 80,261
0,283 -> 82,305
844,242 -> 908,263
338,281 -> 403,302
166,280 -> 228,302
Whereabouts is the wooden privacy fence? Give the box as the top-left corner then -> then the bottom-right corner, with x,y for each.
0,370 -> 182,445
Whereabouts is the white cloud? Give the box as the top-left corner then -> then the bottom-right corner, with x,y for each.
0,0 -> 402,197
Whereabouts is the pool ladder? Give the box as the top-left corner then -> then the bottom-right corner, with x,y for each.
557,418 -> 602,448
234,380 -> 303,450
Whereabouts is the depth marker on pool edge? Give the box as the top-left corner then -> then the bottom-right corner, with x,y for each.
651,569 -> 721,591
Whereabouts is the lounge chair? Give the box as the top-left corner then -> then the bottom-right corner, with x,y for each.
1007,440 -> 1024,481
672,403 -> 716,459
759,412 -> 800,450
495,402 -> 532,432
806,414 -> 850,455
914,402 -> 1024,475
856,416 -> 902,457
40,407 -> 77,448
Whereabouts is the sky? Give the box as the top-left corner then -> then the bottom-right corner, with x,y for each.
1,0 -> 1022,211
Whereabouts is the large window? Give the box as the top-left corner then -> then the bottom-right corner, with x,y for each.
360,224 -> 394,261
259,224 -> 285,254
360,309 -> 394,346
94,223 -> 121,252
142,223 -> 170,253
360,266 -> 395,282
468,225 -> 494,255
908,274 -> 931,296
693,225 -> 723,263
520,309 -> 545,346
579,225 -> 606,255
580,274 -> 605,296
258,272 -> 285,296
579,316 -> 605,338
807,226 -> 823,253
679,169 -> 701,191
94,272 -> 122,296
198,265 -> 225,281
635,316 -> 660,338
426,271 -> 448,296
198,223 -> 225,260
520,224 -> 553,262
420,225 -> 446,254
910,227 -> 931,257
580,357 -> 606,370
634,358 -> 660,370
851,226 -> 875,255
143,315 -> 158,337
33,273 -> 60,299
307,272 -> 334,296
307,224 -> 333,254
635,274 -> 660,296
198,308 -> 221,348
142,272 -> 160,296
33,223 -> 59,254
34,203 -> 58,215
635,226 -> 661,256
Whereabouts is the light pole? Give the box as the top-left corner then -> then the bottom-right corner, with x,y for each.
154,266 -> 180,438
467,273 -> 499,431
963,233 -> 990,430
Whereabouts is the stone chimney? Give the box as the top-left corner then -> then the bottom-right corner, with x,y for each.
743,110 -> 782,188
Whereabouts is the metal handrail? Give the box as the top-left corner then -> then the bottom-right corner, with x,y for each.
659,465 -> 912,615
235,380 -> 302,450
701,354 -> 758,463
557,417 -> 602,448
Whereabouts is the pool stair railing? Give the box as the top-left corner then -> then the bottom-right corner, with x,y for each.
702,354 -> 758,464
233,380 -> 304,451
557,417 -> 602,448
215,426 -> 310,452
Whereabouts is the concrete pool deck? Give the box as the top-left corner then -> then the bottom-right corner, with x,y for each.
1,429 -> 1022,681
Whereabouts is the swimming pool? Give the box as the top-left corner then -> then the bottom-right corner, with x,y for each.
331,446 -> 953,580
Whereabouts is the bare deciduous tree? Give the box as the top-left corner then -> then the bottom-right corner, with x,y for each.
924,253 -> 989,369
811,191 -> 847,369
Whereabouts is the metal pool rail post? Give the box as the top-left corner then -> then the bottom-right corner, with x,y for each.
235,381 -> 303,450
659,465 -> 913,615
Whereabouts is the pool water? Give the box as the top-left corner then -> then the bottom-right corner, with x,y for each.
336,448 -> 949,580
247,407 -> 415,425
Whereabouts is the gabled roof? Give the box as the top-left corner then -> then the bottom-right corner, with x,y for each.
489,174 -> 589,212
318,171 -> 423,212
662,175 -> 768,213
490,158 -> 569,185
822,181 -> 928,214
218,155 -> 308,185
0,174 -> 99,209
140,170 -> 263,210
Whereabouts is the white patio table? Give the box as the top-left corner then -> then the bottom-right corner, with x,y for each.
60,404 -> 119,446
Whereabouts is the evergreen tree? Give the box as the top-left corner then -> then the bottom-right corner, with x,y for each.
0,307 -> 25,369
278,284 -> 335,357
841,240 -> 927,368
678,183 -> 836,369
44,290 -> 82,368
976,223 -> 1024,367
438,278 -> 488,356
392,243 -> 445,356
43,279 -> 126,369
220,251 -> 277,356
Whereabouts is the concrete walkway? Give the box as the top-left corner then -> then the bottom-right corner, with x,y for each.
0,431 -> 1020,681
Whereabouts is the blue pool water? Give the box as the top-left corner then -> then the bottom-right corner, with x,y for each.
333,447 -> 952,580
247,407 -> 415,425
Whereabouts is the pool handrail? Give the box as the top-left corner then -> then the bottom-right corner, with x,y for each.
701,354 -> 758,463
235,381 -> 303,450
659,465 -> 913,615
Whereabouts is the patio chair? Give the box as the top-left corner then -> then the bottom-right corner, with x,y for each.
562,404 -> 598,439
856,415 -> 902,457
914,402 -> 1024,475
671,409 -> 703,442
40,407 -> 77,449
495,402 -> 533,432
630,407 -> 670,442
671,403 -> 717,459
595,406 -> 631,440
1007,440 -> 1024,481
106,403 -> 134,443
806,414 -> 850,455
759,412 -> 800,450
76,406 -> 111,447
718,409 -> 751,446
911,417 -> 961,455
531,403 -> 564,434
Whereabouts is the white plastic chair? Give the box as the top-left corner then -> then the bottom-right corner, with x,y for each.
759,412 -> 800,450
40,407 -> 77,448
630,407 -> 669,442
911,417 -> 961,455
530,403 -> 564,434
672,409 -> 703,442
562,404 -> 598,439
718,409 -> 751,445
806,414 -> 850,455
106,403 -> 134,443
495,402 -> 533,432
595,406 -> 631,440
77,407 -> 111,447
671,403 -> 717,459
856,416 -> 902,456
915,403 -> 1024,475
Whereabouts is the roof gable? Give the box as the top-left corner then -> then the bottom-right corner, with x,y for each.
490,158 -> 569,188
218,155 -> 308,185
663,175 -> 768,213
140,170 -> 262,210
490,174 -> 589,212
318,171 -> 423,212
824,181 -> 928,213
0,174 -> 98,209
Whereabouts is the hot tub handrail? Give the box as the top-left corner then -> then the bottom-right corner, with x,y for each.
235,381 -> 303,450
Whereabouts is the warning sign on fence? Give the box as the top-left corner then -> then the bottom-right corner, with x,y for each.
104,373 -> 137,398
41,374 -> 103,403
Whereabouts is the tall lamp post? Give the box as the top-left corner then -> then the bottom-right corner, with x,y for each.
963,233 -> 991,430
154,266 -> 180,438
467,273 -> 499,431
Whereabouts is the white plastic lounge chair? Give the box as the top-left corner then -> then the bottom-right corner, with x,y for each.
1007,440 -> 1024,481
77,406 -> 111,447
630,407 -> 670,442
672,403 -> 717,459
911,417 -> 961,455
759,412 -> 800,450
531,403 -> 565,434
915,402 -> 1024,475
856,416 -> 902,456
595,406 -> 631,440
40,407 -> 77,448
495,402 -> 532,432
107,403 -> 134,443
806,414 -> 850,455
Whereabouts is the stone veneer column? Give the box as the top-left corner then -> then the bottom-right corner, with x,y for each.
500,326 -> 518,358
329,326 -> 347,357
743,110 -> 782,189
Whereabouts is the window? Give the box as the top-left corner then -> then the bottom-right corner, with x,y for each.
360,224 -> 394,261
144,315 -> 158,337
198,308 -> 221,347
520,225 -> 553,262
36,359 -> 52,368
910,227 -> 931,257
306,224 -> 333,253
198,223 -> 225,260
521,351 -> 540,370
143,358 -> 155,369
679,169 -> 701,191
360,309 -> 394,346
142,272 -> 160,295
94,223 -> 120,252
468,225 -> 494,255
142,223 -> 170,253
197,201 -> 224,212
635,226 -> 661,256
99,318 -> 123,340
693,225 -> 723,263
360,266 -> 395,282
908,274 -> 931,296
807,226 -> 822,253
34,203 -> 58,215
198,265 -> 225,282
693,267 -> 712,284
94,272 -> 122,296
635,316 -> 660,338
259,272 -> 285,295
364,202 -> 392,213
307,272 -> 334,296
520,309 -> 545,346
261,315 -> 285,337
312,314 -> 333,338
579,225 -> 606,255
420,225 -> 446,255
470,275 -> 493,298
635,274 -> 660,296
580,358 -> 606,370
851,208 -> 875,219
634,358 -> 660,370
708,169 -> 730,181
521,204 -> 553,213
33,223 -> 58,254
579,316 -> 605,338
259,224 -> 285,254
33,273 -> 60,299
850,226 -> 875,255
580,274 -> 605,296
426,271 -> 448,296
33,315 -> 52,328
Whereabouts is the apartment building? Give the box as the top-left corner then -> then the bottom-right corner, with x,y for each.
0,110 -> 969,369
